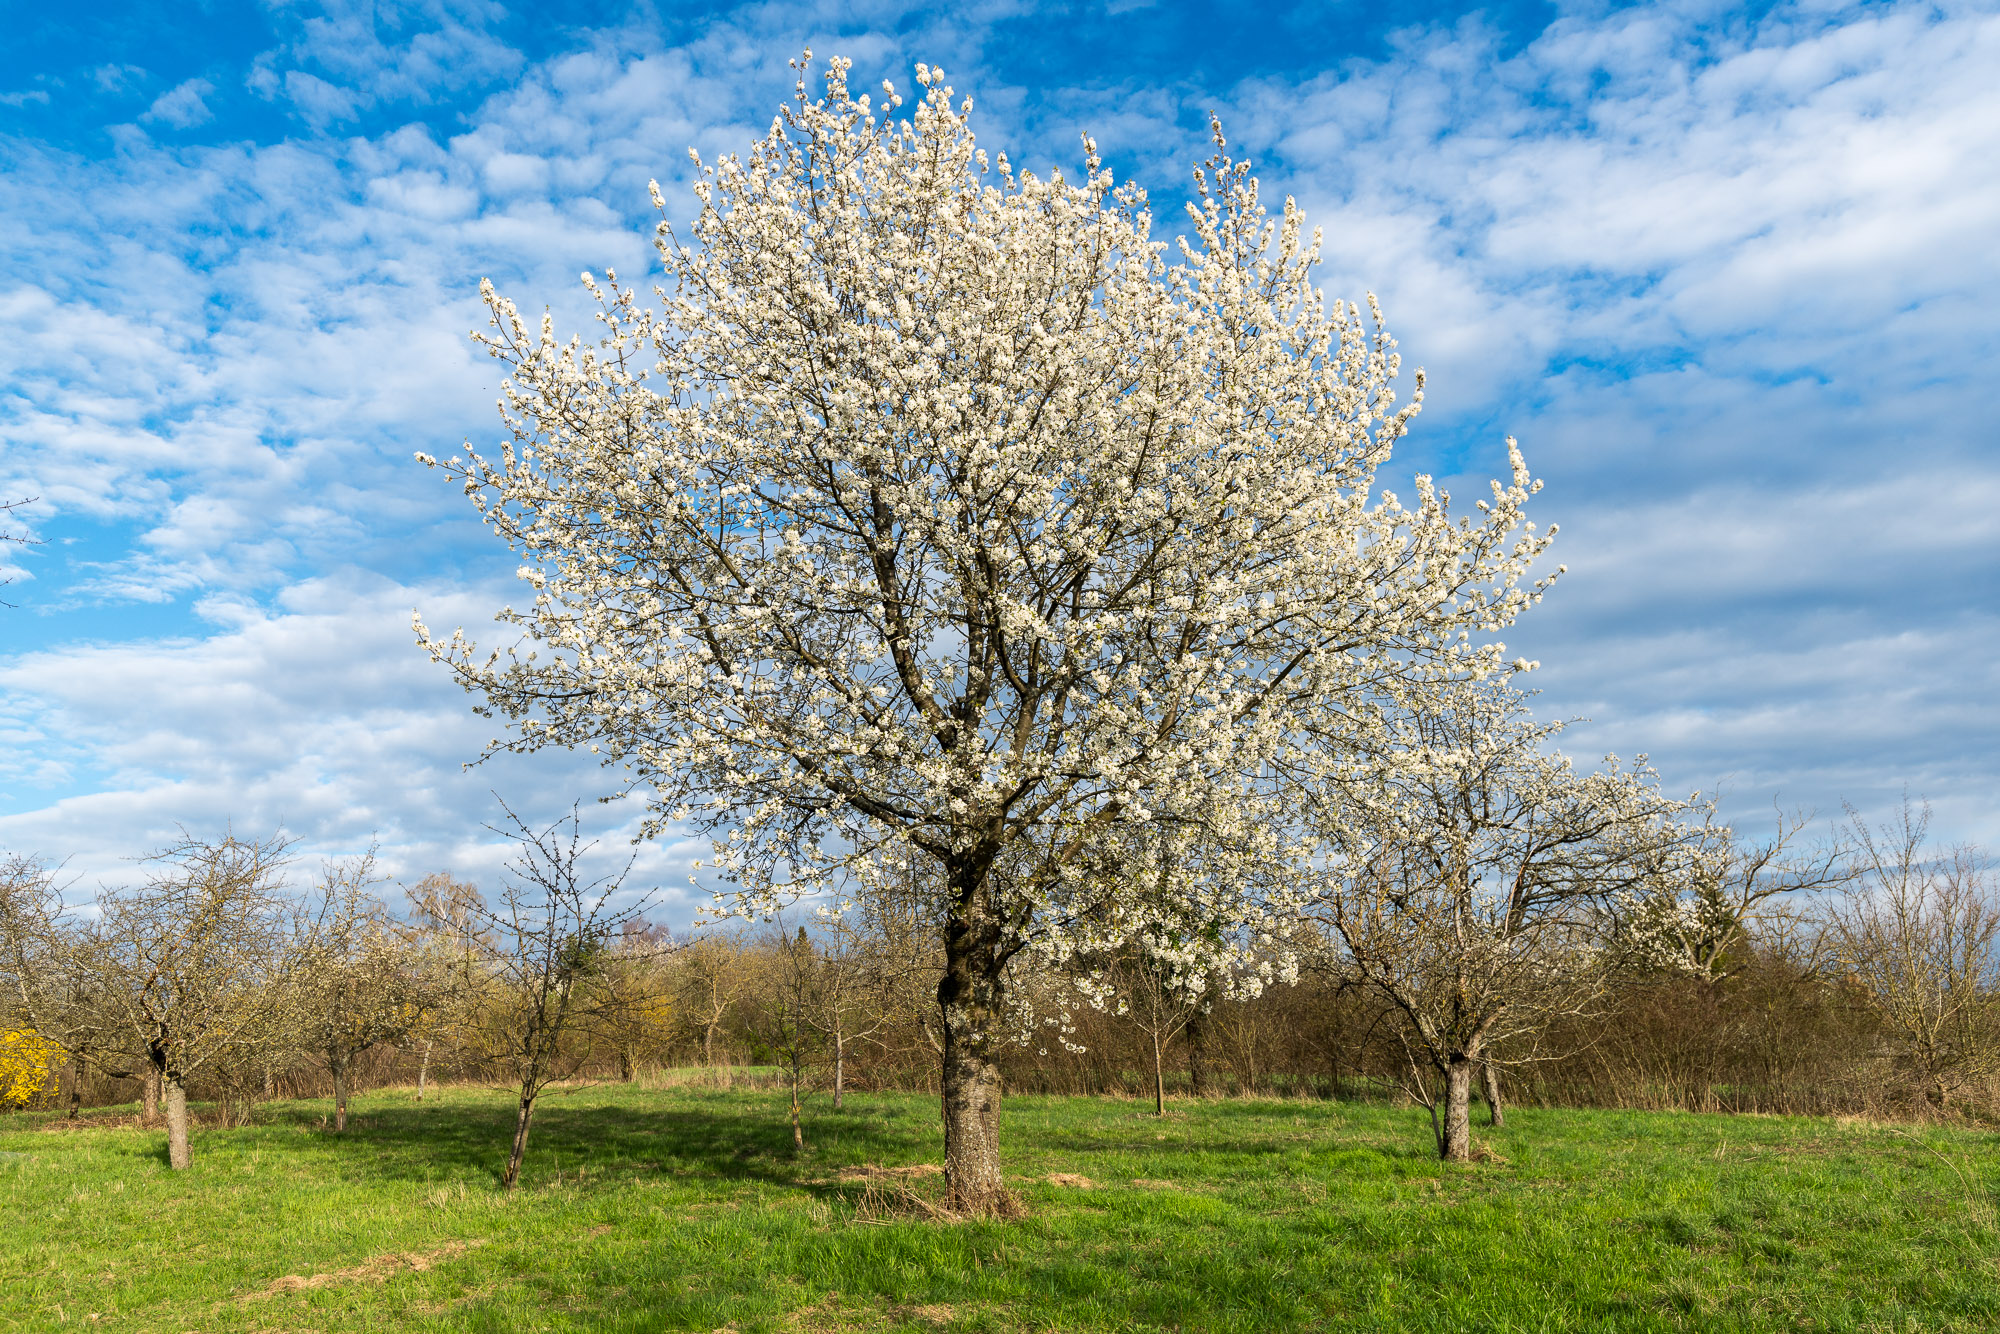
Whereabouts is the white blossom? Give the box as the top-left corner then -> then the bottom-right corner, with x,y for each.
414,53 -> 1556,1208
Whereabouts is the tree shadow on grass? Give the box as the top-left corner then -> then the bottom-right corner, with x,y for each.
246,1089 -> 941,1194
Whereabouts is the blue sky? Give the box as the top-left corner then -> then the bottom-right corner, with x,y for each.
1,0 -> 1995,913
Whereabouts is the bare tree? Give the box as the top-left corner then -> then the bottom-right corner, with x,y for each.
402,872 -> 491,1100
743,924 -> 826,1151
472,804 -> 655,1190
800,899 -> 928,1111
594,920 -> 677,1082
1098,945 -> 1211,1116
674,933 -> 748,1083
292,851 -> 437,1131
1307,685 -> 1700,1161
1826,802 -> 2000,1110
2,835 -> 299,1168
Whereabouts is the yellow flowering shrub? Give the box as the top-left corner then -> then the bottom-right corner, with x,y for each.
0,1027 -> 63,1109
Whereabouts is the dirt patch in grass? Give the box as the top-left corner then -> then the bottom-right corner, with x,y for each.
836,1162 -> 945,1182
238,1239 -> 488,1302
1045,1173 -> 1094,1188
783,1294 -> 964,1332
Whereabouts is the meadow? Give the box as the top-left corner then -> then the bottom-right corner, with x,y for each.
3,1081 -> 1996,1333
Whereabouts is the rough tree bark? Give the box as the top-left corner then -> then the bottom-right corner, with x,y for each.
1481,1059 -> 1505,1128
1441,1055 -> 1475,1163
416,1041 -> 432,1101
937,861 -> 1012,1214
165,1077 -> 192,1171
143,1056 -> 162,1124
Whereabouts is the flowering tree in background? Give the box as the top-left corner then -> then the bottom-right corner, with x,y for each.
418,55 -> 1555,1212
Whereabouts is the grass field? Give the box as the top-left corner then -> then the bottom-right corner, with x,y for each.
3,1080 -> 1996,1332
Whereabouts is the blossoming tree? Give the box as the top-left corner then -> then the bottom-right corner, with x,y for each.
417,55 -> 1555,1212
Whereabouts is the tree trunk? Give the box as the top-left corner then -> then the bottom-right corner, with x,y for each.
143,1064 -> 161,1124
501,1088 -> 537,1190
67,1058 -> 80,1120
1441,1056 -> 1474,1162
833,1031 -> 845,1112
332,1062 -> 350,1133
262,1065 -> 274,1098
1151,1031 -> 1166,1116
1187,1010 -> 1208,1098
1481,1059 -> 1505,1128
619,1045 -> 635,1082
790,1065 -> 805,1151
937,862 -> 1012,1216
416,1042 -> 431,1101
165,1077 -> 192,1170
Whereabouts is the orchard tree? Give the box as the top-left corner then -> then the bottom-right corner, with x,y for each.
1307,683 -> 1700,1161
471,805 -> 655,1190
417,55 -> 1556,1212
403,872 -> 491,1100
293,852 -> 433,1132
3,835 -> 298,1168
1826,802 -> 2000,1109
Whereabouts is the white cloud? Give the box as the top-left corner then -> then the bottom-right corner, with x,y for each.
0,571 -> 710,913
141,77 -> 216,128
2,0 -> 1997,901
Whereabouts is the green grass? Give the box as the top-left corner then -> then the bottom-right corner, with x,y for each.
3,1080 -> 1997,1332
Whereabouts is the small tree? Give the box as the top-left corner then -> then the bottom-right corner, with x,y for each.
2,835 -> 298,1168
673,933 -> 748,1081
1826,802 -> 1999,1110
1101,946 -> 1210,1116
416,55 -> 1556,1212
798,898 -> 929,1110
743,924 -> 826,1151
293,852 -> 435,1132
1309,685 -> 1699,1160
594,921 -> 677,1082
402,872 -> 491,1100
473,805 -> 655,1190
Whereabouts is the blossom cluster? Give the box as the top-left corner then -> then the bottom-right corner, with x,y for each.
417,53 -> 1558,1018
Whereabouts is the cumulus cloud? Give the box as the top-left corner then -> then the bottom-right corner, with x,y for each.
141,77 -> 216,128
0,571 -> 709,912
1,0 -> 1996,915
